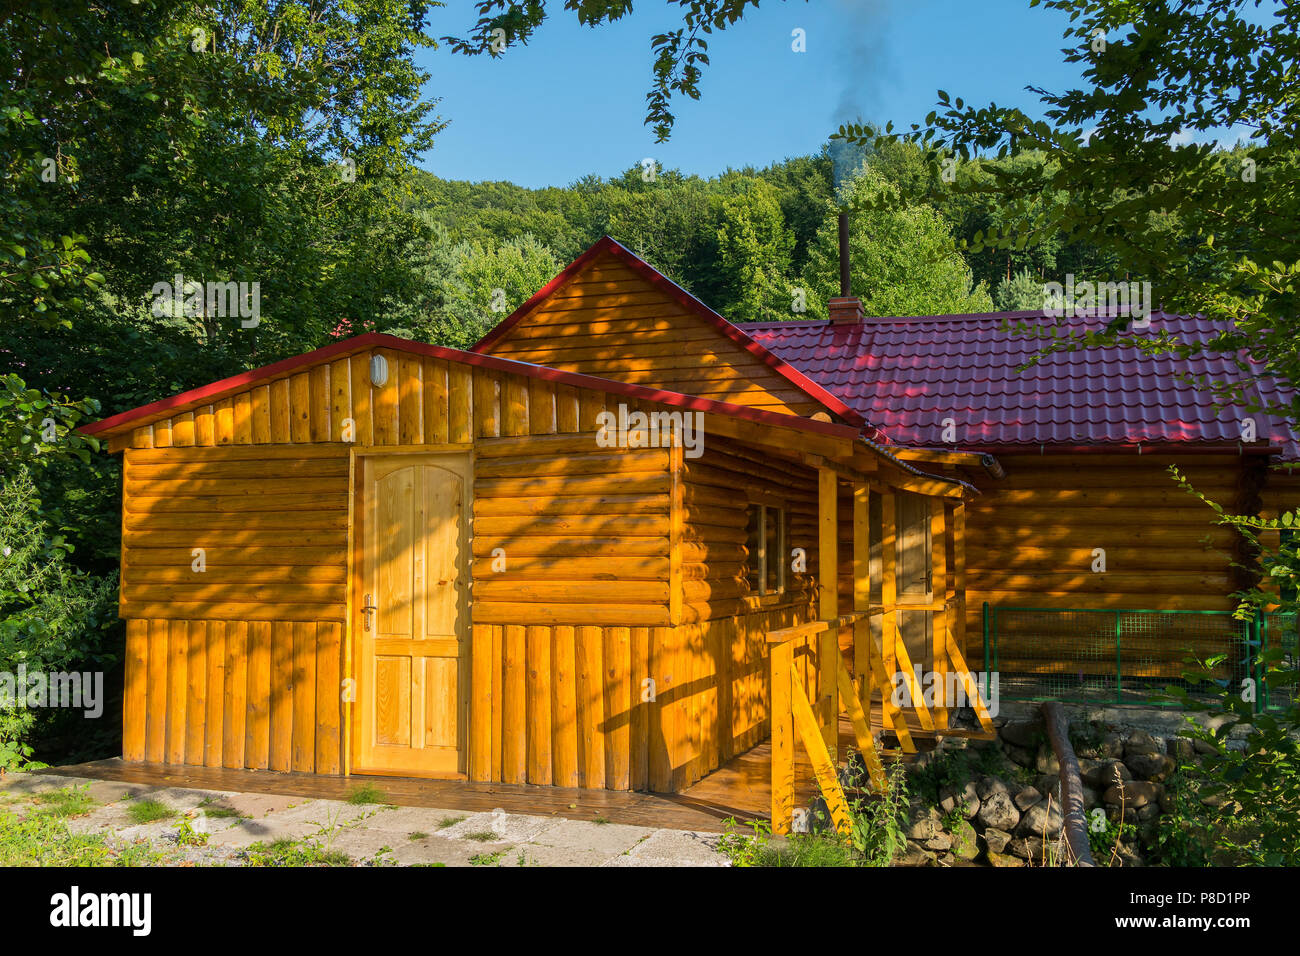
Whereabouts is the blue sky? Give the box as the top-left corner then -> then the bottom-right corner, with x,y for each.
416,0 -> 1088,187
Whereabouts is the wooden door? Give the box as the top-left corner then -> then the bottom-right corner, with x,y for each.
356,453 -> 470,776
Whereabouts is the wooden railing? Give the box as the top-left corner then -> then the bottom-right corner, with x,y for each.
767,601 -> 995,835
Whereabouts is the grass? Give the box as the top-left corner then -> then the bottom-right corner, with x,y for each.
592,815 -> 610,825
31,786 -> 97,818
464,830 -> 498,842
243,837 -> 351,867
718,821 -> 857,867
437,815 -> 464,829
345,783 -> 388,806
469,849 -> 506,866
0,805 -> 161,866
126,798 -> 175,824
408,831 -> 429,841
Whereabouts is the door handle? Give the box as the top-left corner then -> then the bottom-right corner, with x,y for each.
362,593 -> 378,631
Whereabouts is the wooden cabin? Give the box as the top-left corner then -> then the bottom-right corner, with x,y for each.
470,238 -> 1299,680
83,233 -> 1293,823
81,324 -> 977,808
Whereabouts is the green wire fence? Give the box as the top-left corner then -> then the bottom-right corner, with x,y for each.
982,603 -> 1275,709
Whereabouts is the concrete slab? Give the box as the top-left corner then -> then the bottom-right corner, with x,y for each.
347,805 -> 471,837
207,799 -> 379,849
0,773 -> 98,795
603,828 -> 728,867
439,809 -> 558,844
528,818 -> 653,855
514,842 -> 617,868
386,834 -> 487,867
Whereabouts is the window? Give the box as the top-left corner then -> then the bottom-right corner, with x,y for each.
744,502 -> 787,597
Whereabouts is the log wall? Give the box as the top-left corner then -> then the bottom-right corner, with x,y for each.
963,454 -> 1245,639
484,249 -> 827,417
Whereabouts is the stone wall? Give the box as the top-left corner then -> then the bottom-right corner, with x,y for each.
900,711 -> 1218,867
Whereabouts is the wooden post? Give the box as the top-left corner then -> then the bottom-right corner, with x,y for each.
669,444 -> 684,626
817,466 -> 838,758
852,482 -> 871,715
930,497 -> 948,729
952,501 -> 967,659
770,639 -> 795,835
879,490 -> 898,684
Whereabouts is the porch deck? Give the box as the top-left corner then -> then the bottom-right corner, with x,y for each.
39,714 -> 954,833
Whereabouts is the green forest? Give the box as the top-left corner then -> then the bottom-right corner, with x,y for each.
2,0 -> 1297,815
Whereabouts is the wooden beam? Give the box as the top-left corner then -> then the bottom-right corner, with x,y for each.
771,639 -> 795,835
790,680 -> 853,835
891,447 -> 988,467
946,627 -> 996,734
952,502 -> 968,659
852,482 -> 871,716
892,631 -> 936,732
701,412 -> 853,460
837,663 -> 886,792
879,490 -> 898,682
669,444 -> 684,626
817,466 -> 838,757
930,496 -> 949,729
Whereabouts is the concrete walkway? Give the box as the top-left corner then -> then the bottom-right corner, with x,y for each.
0,772 -> 729,867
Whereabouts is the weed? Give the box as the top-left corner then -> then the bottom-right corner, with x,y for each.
345,783 -> 388,805
174,814 -> 209,847
469,849 -> 506,866
126,798 -> 174,824
0,806 -> 161,866
408,831 -> 428,841
243,837 -> 351,867
437,815 -> 464,829
464,830 -> 498,842
31,785 -> 96,818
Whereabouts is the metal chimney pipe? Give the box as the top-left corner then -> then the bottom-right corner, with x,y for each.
838,212 -> 850,297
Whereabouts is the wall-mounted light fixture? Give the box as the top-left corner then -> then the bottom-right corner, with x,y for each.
369,354 -> 388,388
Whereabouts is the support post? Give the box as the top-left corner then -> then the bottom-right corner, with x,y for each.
818,466 -> 838,758
930,496 -> 948,729
770,639 -> 795,835
852,481 -> 871,715
952,501 -> 967,659
879,490 -> 898,685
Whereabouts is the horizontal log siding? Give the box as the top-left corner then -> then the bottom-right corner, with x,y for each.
121,445 -> 350,622
963,454 -> 1244,639
1259,464 -> 1300,601
482,251 -> 826,417
651,436 -> 822,790
472,434 -> 671,627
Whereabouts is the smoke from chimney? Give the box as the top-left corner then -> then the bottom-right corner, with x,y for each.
838,212 -> 850,297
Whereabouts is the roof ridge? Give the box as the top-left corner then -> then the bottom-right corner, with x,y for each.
470,235 -> 876,433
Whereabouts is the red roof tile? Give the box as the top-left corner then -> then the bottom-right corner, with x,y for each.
744,311 -> 1298,459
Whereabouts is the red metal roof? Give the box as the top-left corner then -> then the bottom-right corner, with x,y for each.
471,236 -> 872,432
744,311 -> 1298,459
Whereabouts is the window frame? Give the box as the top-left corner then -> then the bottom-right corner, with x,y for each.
743,496 -> 788,599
